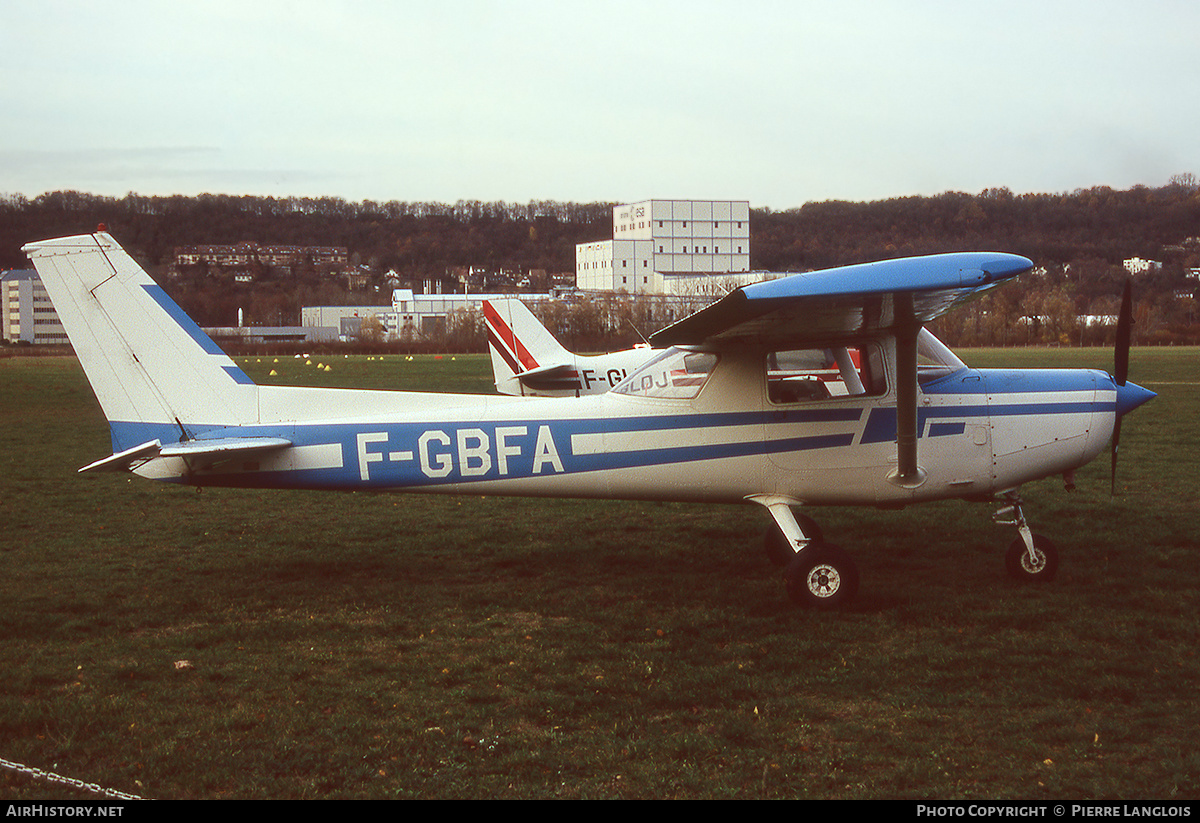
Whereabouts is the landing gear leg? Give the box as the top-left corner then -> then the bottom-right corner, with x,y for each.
748,495 -> 858,609
993,493 -> 1059,581
763,512 -> 823,567
750,494 -> 818,565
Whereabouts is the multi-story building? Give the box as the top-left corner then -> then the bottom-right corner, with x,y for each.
1123,257 -> 1162,275
576,200 -> 753,294
171,242 -> 349,279
2,269 -> 68,344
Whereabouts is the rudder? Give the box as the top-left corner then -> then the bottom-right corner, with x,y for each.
23,232 -> 258,451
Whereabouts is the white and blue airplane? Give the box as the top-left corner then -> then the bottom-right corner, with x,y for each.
23,230 -> 1155,609
484,297 -> 654,396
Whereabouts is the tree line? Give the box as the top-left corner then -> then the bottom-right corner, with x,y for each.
2,178 -> 1198,347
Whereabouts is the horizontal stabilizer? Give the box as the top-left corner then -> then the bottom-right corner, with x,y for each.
516,362 -> 571,379
516,362 -> 573,382
78,436 -> 292,474
513,363 -> 581,393
159,437 -> 293,459
78,440 -> 163,473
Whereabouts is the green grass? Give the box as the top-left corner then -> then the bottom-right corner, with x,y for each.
1,349 -> 1197,799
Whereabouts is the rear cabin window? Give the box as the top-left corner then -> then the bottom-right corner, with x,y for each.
767,344 -> 885,404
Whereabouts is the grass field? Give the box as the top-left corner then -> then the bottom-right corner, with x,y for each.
1,348 -> 1197,800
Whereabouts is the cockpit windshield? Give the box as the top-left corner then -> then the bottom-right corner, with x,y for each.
612,348 -> 718,400
917,328 -> 966,383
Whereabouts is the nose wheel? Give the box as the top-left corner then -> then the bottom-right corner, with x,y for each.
994,495 -> 1059,582
1005,535 -> 1058,581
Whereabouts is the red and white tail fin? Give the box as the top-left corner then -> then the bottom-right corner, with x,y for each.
483,299 -> 573,395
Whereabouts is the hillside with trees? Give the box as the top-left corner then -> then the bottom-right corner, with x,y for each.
3,177 -> 1198,348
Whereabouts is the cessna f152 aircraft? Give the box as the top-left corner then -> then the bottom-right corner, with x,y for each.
24,231 -> 1155,609
484,298 -> 654,396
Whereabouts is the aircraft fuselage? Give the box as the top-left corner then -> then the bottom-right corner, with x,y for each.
126,342 -> 1129,509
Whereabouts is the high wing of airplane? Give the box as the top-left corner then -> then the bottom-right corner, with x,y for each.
24,231 -> 1155,609
483,298 -> 654,396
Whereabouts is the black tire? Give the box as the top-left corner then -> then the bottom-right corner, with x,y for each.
1005,535 -> 1059,582
784,542 -> 858,609
764,514 -> 823,567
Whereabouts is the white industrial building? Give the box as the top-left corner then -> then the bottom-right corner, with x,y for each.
2,269 -> 68,344
302,290 -> 559,342
298,199 -> 760,340
576,200 -> 754,295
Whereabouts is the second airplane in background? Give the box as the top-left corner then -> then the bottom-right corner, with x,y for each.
483,298 -> 654,397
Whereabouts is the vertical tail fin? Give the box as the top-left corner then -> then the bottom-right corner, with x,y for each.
483,299 -> 573,395
23,232 -> 258,451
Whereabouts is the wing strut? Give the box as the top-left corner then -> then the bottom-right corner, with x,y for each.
889,294 -> 927,489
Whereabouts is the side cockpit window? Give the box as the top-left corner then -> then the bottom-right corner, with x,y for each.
767,344 -> 885,404
613,348 -> 718,400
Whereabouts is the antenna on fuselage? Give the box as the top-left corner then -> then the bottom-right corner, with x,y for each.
626,318 -> 650,346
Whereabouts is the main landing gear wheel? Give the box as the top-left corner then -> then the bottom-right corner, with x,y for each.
1005,535 -> 1059,582
784,543 -> 858,609
764,514 -> 823,567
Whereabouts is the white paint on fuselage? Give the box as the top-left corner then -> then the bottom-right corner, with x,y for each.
137,341 -> 1118,512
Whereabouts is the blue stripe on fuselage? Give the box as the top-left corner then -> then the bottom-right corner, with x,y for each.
110,366 -> 1113,490
262,412 -> 852,488
859,400 -> 1110,445
114,409 -> 861,490
859,367 -> 1110,445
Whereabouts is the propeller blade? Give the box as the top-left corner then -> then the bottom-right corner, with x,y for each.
1114,278 -> 1132,386
1111,279 -> 1133,494
1111,417 -> 1122,496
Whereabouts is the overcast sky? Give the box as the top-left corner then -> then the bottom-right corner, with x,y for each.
2,0 -> 1197,210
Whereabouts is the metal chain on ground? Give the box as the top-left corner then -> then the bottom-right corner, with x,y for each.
0,756 -> 147,801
